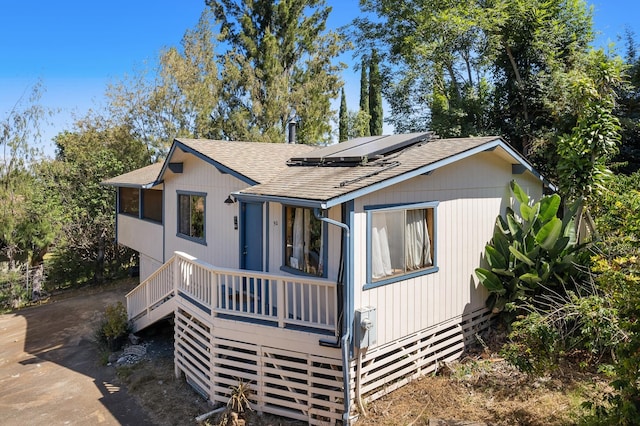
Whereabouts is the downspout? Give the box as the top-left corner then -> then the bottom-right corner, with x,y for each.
313,208 -> 352,425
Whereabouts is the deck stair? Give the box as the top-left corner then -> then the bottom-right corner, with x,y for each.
126,255 -> 177,332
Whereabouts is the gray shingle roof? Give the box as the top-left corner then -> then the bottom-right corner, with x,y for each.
238,136 -> 504,203
101,163 -> 163,188
174,138 -> 318,184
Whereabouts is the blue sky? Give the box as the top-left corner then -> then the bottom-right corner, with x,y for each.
1,0 -> 638,152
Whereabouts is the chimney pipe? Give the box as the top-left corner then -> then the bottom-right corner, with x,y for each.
288,120 -> 297,144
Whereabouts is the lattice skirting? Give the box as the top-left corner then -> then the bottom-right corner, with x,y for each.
174,301 -> 492,424
174,304 -> 344,425
354,307 -> 493,405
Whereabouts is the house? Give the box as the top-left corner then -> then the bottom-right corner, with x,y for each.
102,133 -> 551,424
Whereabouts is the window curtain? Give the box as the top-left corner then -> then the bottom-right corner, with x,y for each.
371,213 -> 393,279
292,208 -> 304,270
405,209 -> 431,270
303,209 -> 311,271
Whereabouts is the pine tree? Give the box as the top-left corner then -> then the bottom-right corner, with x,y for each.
369,49 -> 383,135
209,0 -> 345,144
339,88 -> 348,142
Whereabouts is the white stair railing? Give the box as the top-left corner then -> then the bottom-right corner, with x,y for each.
126,255 -> 176,325
127,252 -> 338,335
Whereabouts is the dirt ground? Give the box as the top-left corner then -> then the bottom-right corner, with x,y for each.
0,279 -> 154,425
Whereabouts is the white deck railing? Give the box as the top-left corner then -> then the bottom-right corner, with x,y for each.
127,252 -> 339,335
127,255 -> 176,322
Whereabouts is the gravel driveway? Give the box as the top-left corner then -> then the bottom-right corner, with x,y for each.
0,282 -> 153,425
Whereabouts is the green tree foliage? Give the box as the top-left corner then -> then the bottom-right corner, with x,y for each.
345,110 -> 371,140
368,49 -> 383,135
0,83 -> 60,268
208,0 -> 345,144
556,49 -> 624,204
48,114 -> 149,286
107,10 -> 221,160
339,88 -> 348,142
475,181 -> 581,320
352,0 -> 594,153
614,29 -> 640,174
359,57 -> 369,116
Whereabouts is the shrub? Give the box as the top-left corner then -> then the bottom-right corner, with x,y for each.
475,180 -> 583,322
95,301 -> 131,351
501,289 -> 623,376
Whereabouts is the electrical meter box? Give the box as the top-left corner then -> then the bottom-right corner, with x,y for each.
354,306 -> 377,349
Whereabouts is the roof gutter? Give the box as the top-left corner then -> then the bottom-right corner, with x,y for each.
313,208 -> 353,424
99,181 -> 162,189
233,192 -> 328,210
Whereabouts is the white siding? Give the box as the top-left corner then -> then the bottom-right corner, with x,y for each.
118,214 -> 163,262
164,150 -> 247,268
353,152 -> 543,347
139,253 -> 163,282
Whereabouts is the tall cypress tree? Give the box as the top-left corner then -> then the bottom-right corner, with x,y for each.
339,87 -> 348,142
208,0 -> 345,144
359,57 -> 370,136
369,49 -> 383,136
359,57 -> 369,115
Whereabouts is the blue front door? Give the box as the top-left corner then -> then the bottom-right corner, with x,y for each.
240,202 -> 263,271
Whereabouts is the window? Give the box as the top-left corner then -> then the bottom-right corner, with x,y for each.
142,189 -> 162,223
177,192 -> 205,243
368,203 -> 436,286
284,206 -> 323,276
119,187 -> 139,216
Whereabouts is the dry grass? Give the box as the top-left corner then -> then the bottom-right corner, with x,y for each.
115,321 -> 609,426
116,357 -> 213,425
357,357 -> 608,426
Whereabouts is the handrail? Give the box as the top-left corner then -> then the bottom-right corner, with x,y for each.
127,251 -> 339,335
175,252 -> 338,333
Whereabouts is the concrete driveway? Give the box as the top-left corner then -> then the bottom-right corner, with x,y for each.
0,282 -> 153,425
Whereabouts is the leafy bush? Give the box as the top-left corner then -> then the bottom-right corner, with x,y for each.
0,269 -> 29,311
501,311 -> 561,375
582,173 -> 640,423
502,289 -> 623,376
94,301 -> 131,351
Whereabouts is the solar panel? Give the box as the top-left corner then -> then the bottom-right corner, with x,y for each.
290,132 -> 434,164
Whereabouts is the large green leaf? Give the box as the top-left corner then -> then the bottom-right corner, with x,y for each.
520,202 -> 532,222
492,268 -> 515,277
509,246 -> 535,266
485,245 -> 507,270
507,213 -> 522,240
510,180 -> 529,205
538,193 -> 561,222
495,215 -> 510,236
549,236 -> 570,257
493,228 -> 511,258
475,268 -> 506,295
535,217 -> 562,251
519,272 -> 542,285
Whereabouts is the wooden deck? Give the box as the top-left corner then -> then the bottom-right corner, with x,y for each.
126,252 -> 344,424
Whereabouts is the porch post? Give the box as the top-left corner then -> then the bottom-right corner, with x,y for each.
173,255 -> 181,379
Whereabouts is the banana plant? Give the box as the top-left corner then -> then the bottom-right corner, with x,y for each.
475,180 -> 582,318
